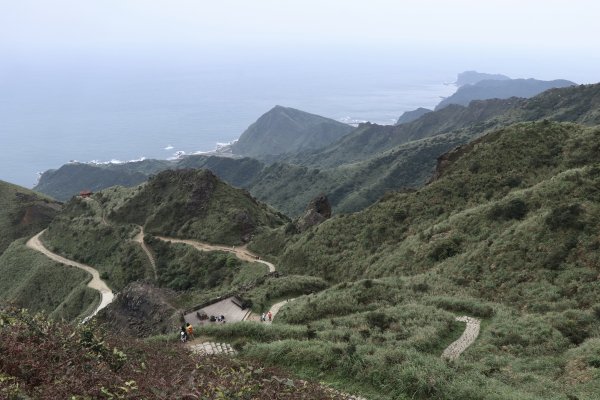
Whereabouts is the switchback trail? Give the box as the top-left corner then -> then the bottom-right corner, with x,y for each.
155,236 -> 276,272
441,316 -> 481,360
26,230 -> 114,321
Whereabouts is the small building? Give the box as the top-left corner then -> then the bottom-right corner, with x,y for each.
79,190 -> 93,198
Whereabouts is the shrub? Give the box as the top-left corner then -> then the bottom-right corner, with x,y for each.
545,203 -> 584,230
429,238 -> 461,262
488,198 -> 528,221
366,311 -> 391,332
430,297 -> 495,318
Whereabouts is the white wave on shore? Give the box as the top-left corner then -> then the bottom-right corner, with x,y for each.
85,157 -> 147,165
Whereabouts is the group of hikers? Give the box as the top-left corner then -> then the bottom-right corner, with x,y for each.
260,311 -> 272,322
180,322 -> 194,342
180,309 -> 274,342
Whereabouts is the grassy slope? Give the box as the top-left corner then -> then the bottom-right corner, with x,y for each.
0,180 -> 61,255
145,236 -> 267,292
111,169 -> 288,244
279,122 -> 600,285
42,170 -> 288,301
42,190 -> 153,291
209,121 -> 600,400
0,239 -> 98,321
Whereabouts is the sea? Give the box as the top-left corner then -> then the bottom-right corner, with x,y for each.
0,49 -> 460,188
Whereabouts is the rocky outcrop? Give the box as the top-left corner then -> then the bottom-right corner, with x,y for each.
98,282 -> 182,338
296,194 -> 332,232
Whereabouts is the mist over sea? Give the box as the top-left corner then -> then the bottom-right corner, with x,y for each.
0,48 -> 492,187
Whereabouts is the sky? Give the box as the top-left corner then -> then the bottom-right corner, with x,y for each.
1,0 -> 599,83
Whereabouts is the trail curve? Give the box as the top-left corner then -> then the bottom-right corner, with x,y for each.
26,230 -> 114,321
155,236 -> 276,272
441,316 -> 480,360
133,226 -> 158,280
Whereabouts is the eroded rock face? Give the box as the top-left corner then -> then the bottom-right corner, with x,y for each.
296,194 -> 332,232
98,282 -> 182,338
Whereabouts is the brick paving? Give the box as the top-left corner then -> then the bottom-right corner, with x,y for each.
189,341 -> 237,356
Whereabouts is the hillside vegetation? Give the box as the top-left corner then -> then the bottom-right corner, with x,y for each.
41,169 -> 287,295
279,121 -> 600,286
33,160 -> 172,201
0,240 -> 98,321
0,180 -> 61,255
0,308 -> 354,399
8,104 -> 600,398
222,121 -> 600,400
111,169 -> 288,244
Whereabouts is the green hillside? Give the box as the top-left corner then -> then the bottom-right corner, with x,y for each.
9,116 -> 600,398
0,180 -> 61,255
0,239 -> 98,321
223,121 -> 600,399
111,169 -> 288,244
41,169 -> 287,293
278,121 -> 600,285
231,105 -> 353,157
34,160 -> 173,201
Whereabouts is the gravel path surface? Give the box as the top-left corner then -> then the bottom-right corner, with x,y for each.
26,230 -> 114,320
156,236 -> 276,272
133,226 -> 158,280
441,316 -> 481,360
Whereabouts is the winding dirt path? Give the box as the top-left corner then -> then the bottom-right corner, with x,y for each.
133,226 -> 158,280
441,316 -> 480,360
155,236 -> 276,273
26,230 -> 114,320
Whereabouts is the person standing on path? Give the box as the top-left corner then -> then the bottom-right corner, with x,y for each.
267,311 -> 272,321
180,326 -> 188,343
186,323 -> 195,340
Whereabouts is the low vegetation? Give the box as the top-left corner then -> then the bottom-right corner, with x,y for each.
0,180 -> 60,255
111,169 -> 288,244
146,236 -> 267,291
206,121 -> 599,399
0,308 -> 354,399
0,240 -> 97,322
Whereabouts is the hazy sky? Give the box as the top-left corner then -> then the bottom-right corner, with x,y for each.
2,1 -> 599,53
